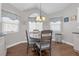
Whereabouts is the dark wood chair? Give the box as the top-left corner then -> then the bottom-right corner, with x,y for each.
25,30 -> 40,55
35,30 -> 52,56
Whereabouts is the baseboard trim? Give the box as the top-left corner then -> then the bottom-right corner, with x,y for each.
7,40 -> 73,48
52,39 -> 73,46
7,41 -> 27,48
62,40 -> 73,46
74,49 -> 79,53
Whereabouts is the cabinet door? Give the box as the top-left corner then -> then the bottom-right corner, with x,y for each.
0,37 -> 6,56
73,34 -> 79,51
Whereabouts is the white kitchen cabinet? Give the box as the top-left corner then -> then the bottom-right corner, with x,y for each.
72,32 -> 79,52
0,37 -> 6,56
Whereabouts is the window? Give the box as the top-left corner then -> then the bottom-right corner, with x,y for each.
29,22 -> 43,32
50,21 -> 61,32
2,17 -> 19,34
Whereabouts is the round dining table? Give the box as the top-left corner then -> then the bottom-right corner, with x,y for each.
29,31 -> 41,44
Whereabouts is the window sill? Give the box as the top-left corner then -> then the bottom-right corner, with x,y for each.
2,31 -> 18,35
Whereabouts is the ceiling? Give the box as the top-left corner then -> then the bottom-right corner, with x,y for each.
10,3 -> 72,14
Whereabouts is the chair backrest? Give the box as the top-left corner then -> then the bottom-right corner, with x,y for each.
41,30 -> 52,42
25,30 -> 29,44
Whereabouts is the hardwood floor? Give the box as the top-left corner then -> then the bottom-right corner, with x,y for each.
6,42 -> 79,56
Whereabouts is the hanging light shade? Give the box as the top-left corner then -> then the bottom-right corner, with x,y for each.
36,3 -> 46,22
36,16 -> 40,21
42,16 -> 46,21
36,16 -> 45,21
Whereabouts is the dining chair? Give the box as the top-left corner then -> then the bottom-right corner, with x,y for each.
35,30 -> 52,56
25,30 -> 40,55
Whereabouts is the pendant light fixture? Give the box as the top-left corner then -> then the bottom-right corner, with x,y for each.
36,3 -> 46,22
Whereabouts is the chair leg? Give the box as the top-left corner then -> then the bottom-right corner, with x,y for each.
33,44 -> 36,51
50,47 -> 51,56
50,50 -> 51,56
40,49 -> 41,56
27,44 -> 29,56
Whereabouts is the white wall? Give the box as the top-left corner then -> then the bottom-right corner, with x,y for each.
77,8 -> 79,23
50,4 -> 79,44
2,3 -> 26,48
0,3 -> 2,32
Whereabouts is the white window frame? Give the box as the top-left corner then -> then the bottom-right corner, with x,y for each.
29,21 -> 43,32
50,21 -> 61,32
2,17 -> 19,34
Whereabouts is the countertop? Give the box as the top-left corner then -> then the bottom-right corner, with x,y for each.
72,32 -> 79,34
0,33 -> 6,37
